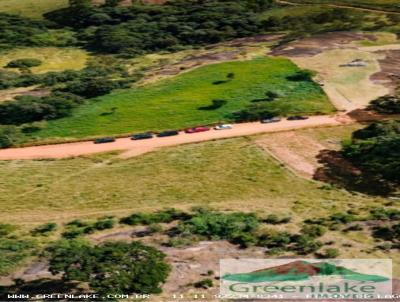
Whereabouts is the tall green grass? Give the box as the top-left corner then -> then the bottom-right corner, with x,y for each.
34,57 -> 333,140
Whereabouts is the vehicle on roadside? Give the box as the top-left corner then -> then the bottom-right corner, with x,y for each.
94,137 -> 116,144
131,132 -> 153,140
261,117 -> 281,124
214,124 -> 233,130
185,126 -> 210,134
157,130 -> 179,137
287,116 -> 309,121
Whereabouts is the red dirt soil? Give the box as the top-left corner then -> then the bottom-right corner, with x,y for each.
0,115 -> 352,160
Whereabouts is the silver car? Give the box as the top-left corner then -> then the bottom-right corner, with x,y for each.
214,124 -> 233,130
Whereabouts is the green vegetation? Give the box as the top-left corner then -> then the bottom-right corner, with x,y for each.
46,0 -> 274,55
368,94 -> 400,114
0,223 -> 37,275
0,14 -> 75,49
343,120 -> 400,189
4,58 -> 42,69
32,57 -> 331,140
47,239 -> 170,295
62,217 -> 116,238
120,208 -> 190,226
30,222 -> 57,236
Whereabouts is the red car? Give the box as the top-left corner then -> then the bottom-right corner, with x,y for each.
184,126 -> 210,134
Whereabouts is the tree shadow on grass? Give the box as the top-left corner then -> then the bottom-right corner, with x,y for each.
313,149 -> 394,196
0,279 -> 85,301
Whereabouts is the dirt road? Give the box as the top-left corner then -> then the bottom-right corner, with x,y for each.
0,115 -> 352,160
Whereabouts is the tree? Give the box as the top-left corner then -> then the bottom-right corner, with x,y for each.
343,120 -> 400,185
368,95 -> 400,114
48,240 -> 171,295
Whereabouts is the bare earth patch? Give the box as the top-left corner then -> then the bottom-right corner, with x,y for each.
270,32 -> 400,111
255,124 -> 361,179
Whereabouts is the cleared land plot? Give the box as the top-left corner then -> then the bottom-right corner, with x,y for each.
0,0 -> 68,18
32,57 -> 333,140
256,124 -> 362,178
0,137 -> 383,227
291,49 -> 389,110
0,48 -> 88,74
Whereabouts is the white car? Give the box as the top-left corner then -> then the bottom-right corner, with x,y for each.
214,124 -> 233,130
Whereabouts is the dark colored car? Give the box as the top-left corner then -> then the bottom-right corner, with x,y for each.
184,126 -> 210,134
157,130 -> 179,137
261,117 -> 281,124
131,132 -> 153,140
287,116 -> 309,121
94,137 -> 116,144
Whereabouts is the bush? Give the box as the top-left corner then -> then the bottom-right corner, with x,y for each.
368,95 -> 400,114
301,225 -> 326,238
0,224 -> 17,237
264,214 -> 291,225
286,70 -> 315,81
370,208 -> 400,221
31,223 -> 57,236
0,126 -> 21,148
120,208 -> 190,226
0,93 -> 83,125
194,278 -> 213,289
5,59 -> 42,69
176,210 -> 259,242
47,240 -> 171,295
62,217 -> 115,238
317,248 -> 340,259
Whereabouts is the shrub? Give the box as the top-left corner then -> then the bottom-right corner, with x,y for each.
31,223 -> 57,236
194,278 -> 213,289
286,70 -> 315,81
264,214 -> 291,225
120,208 -> 190,226
0,126 -> 21,148
0,224 -> 17,237
5,59 -> 42,69
301,225 -> 326,238
293,235 -> 323,255
370,208 -> 400,221
317,248 -> 340,259
368,95 -> 400,114
176,211 -> 259,242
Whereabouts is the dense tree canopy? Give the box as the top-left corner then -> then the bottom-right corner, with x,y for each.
343,120 -> 400,185
48,239 -> 171,296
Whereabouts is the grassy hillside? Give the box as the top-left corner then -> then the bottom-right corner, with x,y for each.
32,57 -> 333,140
0,0 -> 68,18
0,136 -> 381,225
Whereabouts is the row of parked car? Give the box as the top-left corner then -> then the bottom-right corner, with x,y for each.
93,116 -> 309,144
94,124 -> 233,144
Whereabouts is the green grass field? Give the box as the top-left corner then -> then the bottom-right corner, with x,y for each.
0,47 -> 88,74
0,0 -> 68,18
32,57 -> 333,141
0,136 -> 382,226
